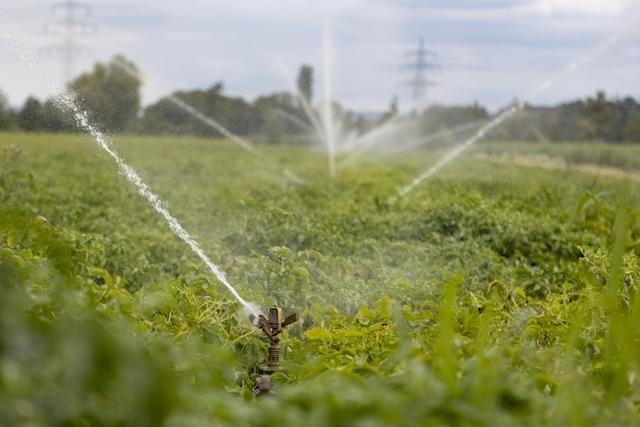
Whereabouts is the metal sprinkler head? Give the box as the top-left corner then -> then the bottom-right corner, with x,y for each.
249,306 -> 298,396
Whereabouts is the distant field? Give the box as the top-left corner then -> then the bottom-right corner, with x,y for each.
475,141 -> 640,171
1,132 -> 639,426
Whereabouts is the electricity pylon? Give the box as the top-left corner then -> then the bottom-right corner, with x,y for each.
43,0 -> 95,84
403,38 -> 438,102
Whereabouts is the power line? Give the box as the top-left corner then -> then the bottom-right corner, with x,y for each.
43,0 -> 95,84
403,38 -> 438,102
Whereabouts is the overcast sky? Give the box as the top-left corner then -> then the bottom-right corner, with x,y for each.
1,0 -> 639,112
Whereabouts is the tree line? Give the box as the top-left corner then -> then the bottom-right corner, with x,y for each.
0,56 -> 325,143
492,92 -> 640,143
1,55 -> 639,143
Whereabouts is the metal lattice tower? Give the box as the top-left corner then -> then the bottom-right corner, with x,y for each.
44,0 -> 95,84
404,38 -> 438,102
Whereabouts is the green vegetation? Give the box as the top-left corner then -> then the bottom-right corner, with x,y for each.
475,141 -> 640,171
3,56 -> 640,145
0,89 -> 17,131
492,92 -> 640,143
1,133 -> 639,426
296,64 -> 314,104
70,55 -> 142,133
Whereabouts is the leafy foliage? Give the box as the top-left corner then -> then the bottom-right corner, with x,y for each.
17,96 -> 46,132
69,55 -> 142,133
0,89 -> 17,131
0,133 -> 639,426
492,92 -> 640,143
296,64 -> 314,103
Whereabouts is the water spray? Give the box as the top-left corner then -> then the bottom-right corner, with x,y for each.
397,34 -> 621,197
111,58 -> 255,152
385,119 -> 488,155
272,19 -> 346,180
339,117 -> 487,169
397,103 -> 522,196
111,57 -> 305,185
0,24 -> 260,318
2,28 -> 308,397
167,95 -> 254,152
273,22 -> 339,178
322,17 -> 337,177
273,58 -> 326,142
249,306 -> 299,395
335,97 -> 487,174
273,108 -> 316,133
339,116 -> 412,165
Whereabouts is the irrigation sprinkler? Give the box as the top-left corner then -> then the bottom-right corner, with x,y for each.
249,306 -> 299,396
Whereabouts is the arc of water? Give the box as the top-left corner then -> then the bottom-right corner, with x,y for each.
273,107 -> 316,133
111,58 -> 305,185
322,18 -> 337,177
388,119 -> 489,155
338,129 -> 360,153
342,80 -> 444,156
272,58 -> 326,142
397,103 -> 522,196
338,116 -> 419,167
397,34 -> 621,197
59,95 -> 259,315
297,86 -> 327,141
341,118 -> 489,169
283,168 -> 306,185
0,24 -> 260,318
166,95 -> 254,152
528,36 -> 618,100
111,58 -> 255,152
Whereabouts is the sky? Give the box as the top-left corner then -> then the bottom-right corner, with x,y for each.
0,0 -> 639,112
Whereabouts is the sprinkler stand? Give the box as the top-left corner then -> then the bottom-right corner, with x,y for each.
250,307 -> 298,396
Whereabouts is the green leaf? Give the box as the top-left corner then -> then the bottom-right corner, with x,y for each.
304,327 -> 333,341
356,305 -> 376,326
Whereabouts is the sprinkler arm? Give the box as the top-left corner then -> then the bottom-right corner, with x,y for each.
283,312 -> 299,327
253,309 -> 299,340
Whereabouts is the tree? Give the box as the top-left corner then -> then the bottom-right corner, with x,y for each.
253,92 -> 307,140
140,82 -> 261,137
579,91 -> 614,141
40,98 -> 77,133
296,65 -> 313,103
623,110 -> 640,142
69,55 -> 142,133
379,96 -> 398,124
17,96 -> 45,131
420,102 -> 488,133
0,90 -> 16,131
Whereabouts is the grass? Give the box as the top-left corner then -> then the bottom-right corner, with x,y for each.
1,132 -> 639,426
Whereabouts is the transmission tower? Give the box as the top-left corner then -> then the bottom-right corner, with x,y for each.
403,38 -> 438,102
43,0 -> 95,84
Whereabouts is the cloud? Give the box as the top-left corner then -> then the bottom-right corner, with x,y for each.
0,0 -> 637,112
533,0 -> 632,16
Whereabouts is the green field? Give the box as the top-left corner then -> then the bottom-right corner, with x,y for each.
475,141 -> 640,172
1,132 -> 639,426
